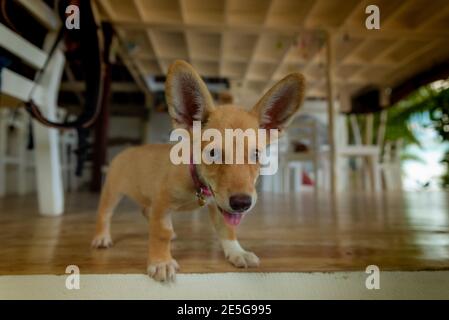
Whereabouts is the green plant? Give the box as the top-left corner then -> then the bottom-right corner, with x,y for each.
386,80 -> 449,187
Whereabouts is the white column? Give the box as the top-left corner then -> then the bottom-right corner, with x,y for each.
32,50 -> 65,216
0,110 -> 7,197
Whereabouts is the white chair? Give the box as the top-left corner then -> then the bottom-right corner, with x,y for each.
280,119 -> 323,193
0,109 -> 29,195
0,109 -> 79,196
260,135 -> 288,193
337,145 -> 382,191
0,1 -> 65,215
335,111 -> 386,192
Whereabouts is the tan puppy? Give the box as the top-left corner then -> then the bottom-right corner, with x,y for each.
92,60 -> 305,282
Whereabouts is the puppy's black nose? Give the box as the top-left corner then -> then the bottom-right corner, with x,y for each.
229,194 -> 252,212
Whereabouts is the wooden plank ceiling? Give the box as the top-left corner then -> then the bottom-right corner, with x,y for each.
97,0 -> 449,100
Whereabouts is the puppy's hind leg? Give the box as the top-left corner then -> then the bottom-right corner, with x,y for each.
207,203 -> 260,268
91,181 -> 122,249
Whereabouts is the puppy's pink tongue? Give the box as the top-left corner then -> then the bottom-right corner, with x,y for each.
222,211 -> 243,226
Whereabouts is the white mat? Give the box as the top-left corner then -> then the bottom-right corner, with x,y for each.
1,272 -> 449,300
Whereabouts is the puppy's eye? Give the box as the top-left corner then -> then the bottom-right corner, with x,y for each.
206,148 -> 221,162
251,149 -> 260,163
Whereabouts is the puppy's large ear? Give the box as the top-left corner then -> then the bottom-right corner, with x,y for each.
251,73 -> 305,131
166,60 -> 215,128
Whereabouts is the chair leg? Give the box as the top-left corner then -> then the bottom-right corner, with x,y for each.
273,169 -> 282,193
0,160 -> 5,197
321,155 -> 330,191
293,163 -> 302,192
17,129 -> 27,195
60,141 -> 68,192
283,164 -> 290,193
335,155 -> 343,192
260,175 -> 271,192
372,156 -> 381,192
68,144 -> 77,192
366,155 -> 381,192
362,156 -> 371,191
0,112 -> 8,197
270,174 -> 275,193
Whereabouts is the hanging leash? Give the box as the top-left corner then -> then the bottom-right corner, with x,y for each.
24,0 -> 105,130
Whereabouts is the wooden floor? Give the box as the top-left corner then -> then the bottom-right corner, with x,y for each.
1,191 -> 449,275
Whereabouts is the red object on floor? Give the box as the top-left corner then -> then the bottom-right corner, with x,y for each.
302,171 -> 314,186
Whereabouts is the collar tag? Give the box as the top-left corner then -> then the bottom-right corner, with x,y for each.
196,190 -> 207,206
190,158 -> 212,206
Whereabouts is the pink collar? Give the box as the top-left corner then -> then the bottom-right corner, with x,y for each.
189,158 -> 213,203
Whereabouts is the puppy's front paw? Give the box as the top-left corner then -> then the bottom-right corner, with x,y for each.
91,233 -> 113,249
227,251 -> 260,268
222,240 -> 260,268
147,259 -> 179,282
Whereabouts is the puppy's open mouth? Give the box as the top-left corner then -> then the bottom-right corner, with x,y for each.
207,185 -> 245,226
218,207 -> 244,226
